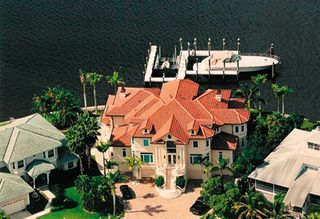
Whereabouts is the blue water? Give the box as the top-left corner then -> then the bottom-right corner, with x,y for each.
0,0 -> 319,120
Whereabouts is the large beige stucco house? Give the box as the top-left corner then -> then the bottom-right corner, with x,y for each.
100,79 -> 250,195
0,113 -> 78,215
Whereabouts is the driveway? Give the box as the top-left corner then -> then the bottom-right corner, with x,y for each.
116,179 -> 202,219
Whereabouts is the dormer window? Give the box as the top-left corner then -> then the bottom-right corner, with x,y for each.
144,129 -> 149,134
168,135 -> 172,139
191,130 -> 195,135
308,142 -> 320,151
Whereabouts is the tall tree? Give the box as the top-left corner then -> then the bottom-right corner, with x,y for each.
79,69 -> 88,110
268,193 -> 289,219
106,170 -> 126,216
272,84 -> 293,114
280,86 -> 293,115
96,141 -> 110,177
233,189 -> 270,219
86,72 -> 103,113
211,157 -> 231,192
106,71 -> 125,94
65,126 -> 86,174
251,74 -> 267,115
235,83 -> 259,110
66,112 -> 100,172
125,156 -> 142,183
32,87 -> 81,129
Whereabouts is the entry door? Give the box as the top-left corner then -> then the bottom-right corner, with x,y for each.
168,153 -> 176,165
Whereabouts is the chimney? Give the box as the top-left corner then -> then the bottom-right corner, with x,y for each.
120,86 -> 126,99
215,89 -> 222,102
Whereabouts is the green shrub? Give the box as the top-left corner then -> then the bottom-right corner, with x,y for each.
155,176 -> 164,187
176,176 -> 186,188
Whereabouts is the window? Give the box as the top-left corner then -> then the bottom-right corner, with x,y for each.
191,130 -> 195,135
168,135 -> 172,139
235,126 -> 239,133
219,152 -> 223,159
308,142 -> 320,151
131,137 -> 134,144
241,125 -> 244,132
18,160 -> 24,169
140,153 -> 153,163
144,129 -> 148,134
110,152 -> 114,158
190,154 -> 202,164
143,139 -> 149,147
206,140 -> 210,147
193,141 -> 198,148
12,162 -> 15,169
122,148 -> 127,157
215,127 -> 221,133
48,149 -> 54,158
68,161 -> 74,169
43,152 -> 46,158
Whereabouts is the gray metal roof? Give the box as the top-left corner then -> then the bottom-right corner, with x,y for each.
0,114 -> 65,163
0,172 -> 34,203
25,159 -> 55,177
249,128 -> 320,208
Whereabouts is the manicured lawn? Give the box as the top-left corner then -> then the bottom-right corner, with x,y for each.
39,187 -> 106,219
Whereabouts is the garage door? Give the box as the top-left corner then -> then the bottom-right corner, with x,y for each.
1,198 -> 26,215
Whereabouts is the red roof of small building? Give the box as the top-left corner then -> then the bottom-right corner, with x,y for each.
101,79 -> 249,147
211,132 -> 239,150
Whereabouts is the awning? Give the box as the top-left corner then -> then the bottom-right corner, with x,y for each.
25,159 -> 55,178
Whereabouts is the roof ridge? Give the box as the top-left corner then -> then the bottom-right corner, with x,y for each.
4,128 -> 19,163
18,123 -> 63,140
195,99 -> 214,123
175,99 -> 195,120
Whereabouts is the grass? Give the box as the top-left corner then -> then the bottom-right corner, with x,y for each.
0,121 -> 9,127
39,187 -> 107,219
301,119 -> 318,131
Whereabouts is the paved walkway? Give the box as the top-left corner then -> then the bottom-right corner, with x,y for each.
116,179 -> 202,219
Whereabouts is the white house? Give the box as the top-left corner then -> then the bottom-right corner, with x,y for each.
0,172 -> 34,215
0,113 -> 78,189
249,127 -> 320,213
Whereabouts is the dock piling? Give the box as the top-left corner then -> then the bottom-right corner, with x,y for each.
270,43 -> 274,55
193,38 -> 197,57
237,38 -> 240,52
222,38 -> 226,50
174,46 -> 177,60
159,45 -> 161,58
272,62 -> 275,79
179,38 -> 183,52
196,57 -> 199,80
187,42 -> 190,56
208,38 -> 211,56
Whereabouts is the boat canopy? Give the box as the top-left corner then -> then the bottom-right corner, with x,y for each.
199,51 -> 234,70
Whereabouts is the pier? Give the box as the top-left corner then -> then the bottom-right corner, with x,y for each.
143,38 -> 280,85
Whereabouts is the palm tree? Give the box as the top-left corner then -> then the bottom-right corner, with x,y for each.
79,69 -> 88,110
271,84 -> 282,113
233,189 -> 270,219
105,160 -> 119,172
106,71 -> 125,94
65,126 -> 86,174
268,193 -> 289,219
251,74 -> 267,116
272,84 -> 293,114
106,170 -> 126,216
211,157 -> 231,191
86,72 -> 103,113
235,83 -> 259,111
279,86 -> 293,115
125,156 -> 142,183
96,141 -> 110,176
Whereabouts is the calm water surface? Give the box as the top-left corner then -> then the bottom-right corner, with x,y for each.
0,0 -> 319,121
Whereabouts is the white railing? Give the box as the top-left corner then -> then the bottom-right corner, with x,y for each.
175,165 -> 186,176
156,164 -> 166,176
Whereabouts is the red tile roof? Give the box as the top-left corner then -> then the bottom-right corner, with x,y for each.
101,79 -> 250,147
211,132 -> 239,150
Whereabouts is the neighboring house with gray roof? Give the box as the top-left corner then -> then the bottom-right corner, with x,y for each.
0,113 -> 78,189
0,172 -> 34,215
249,127 -> 320,214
